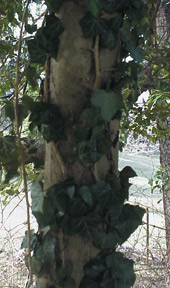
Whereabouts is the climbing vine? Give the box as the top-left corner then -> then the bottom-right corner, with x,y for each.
0,0 -> 149,287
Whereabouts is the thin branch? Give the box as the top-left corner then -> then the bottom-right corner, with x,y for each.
93,35 -> 100,90
13,0 -> 33,287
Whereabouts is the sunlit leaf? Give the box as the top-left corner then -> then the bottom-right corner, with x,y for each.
91,90 -> 124,122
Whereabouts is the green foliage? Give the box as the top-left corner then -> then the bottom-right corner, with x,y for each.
74,108 -> 112,166
25,166 -> 144,284
0,136 -> 19,182
79,251 -> 136,288
79,13 -> 107,38
0,0 -> 148,287
29,102 -> 67,142
91,90 -> 124,122
45,0 -> 63,13
27,14 -> 64,64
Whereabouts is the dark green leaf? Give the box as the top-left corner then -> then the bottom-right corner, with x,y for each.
45,0 -> 63,12
79,277 -> 99,288
93,230 -> 120,249
21,229 -> 37,250
102,0 -> 128,13
106,251 -> 136,287
120,19 -> 132,43
109,14 -> 123,32
27,38 -> 46,65
91,90 -> 124,122
25,23 -> 37,34
97,134 -> 112,154
86,0 -> 101,17
91,181 -> 113,209
131,0 -> 143,9
81,108 -> 101,128
100,29 -> 118,50
33,197 -> 56,228
71,214 -> 101,240
42,125 -> 66,142
44,14 -> 64,40
80,12 -> 107,38
115,204 -> 145,244
75,139 -> 103,167
120,166 -> 137,179
65,186 -> 75,199
0,136 -> 18,160
29,102 -> 67,142
5,102 -> 15,121
25,65 -> 38,89
57,268 -> 75,288
31,180 -> 44,213
79,186 -> 93,207
22,95 -> 34,110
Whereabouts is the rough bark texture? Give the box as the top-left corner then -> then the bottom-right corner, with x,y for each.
159,120 -> 170,261
157,0 -> 170,267
39,1 -> 120,287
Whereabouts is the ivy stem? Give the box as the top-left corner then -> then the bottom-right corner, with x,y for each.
14,0 -> 33,287
93,35 -> 100,90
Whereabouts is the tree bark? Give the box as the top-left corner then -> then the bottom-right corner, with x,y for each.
38,1 -> 120,287
157,0 -> 170,270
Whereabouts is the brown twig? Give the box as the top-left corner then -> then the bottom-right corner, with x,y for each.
93,35 -> 100,90
13,0 -> 33,287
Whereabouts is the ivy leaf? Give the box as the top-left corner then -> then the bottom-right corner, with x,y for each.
45,0 -> 63,12
5,102 -> 15,121
80,12 -> 107,38
27,37 -> 46,65
91,181 -> 113,209
106,252 -> 136,287
97,134 -> 112,154
43,14 -> 64,42
65,186 -> 75,199
27,15 -> 64,64
115,204 -> 145,244
109,14 -> 123,32
120,166 -> 137,179
131,0 -> 143,10
93,230 -> 120,249
120,19 -> 132,43
21,229 -> 37,250
127,44 -> 143,63
79,186 -> 94,207
0,136 -> 18,160
86,0 -> 101,17
91,90 -> 124,122
29,102 -> 66,142
71,214 -> 101,240
102,0 -> 128,13
100,29 -> 118,50
33,197 -> 56,228
22,95 -> 35,111
31,180 -> 44,213
25,65 -> 38,89
81,108 -> 101,128
25,23 -> 37,34
57,268 -> 75,288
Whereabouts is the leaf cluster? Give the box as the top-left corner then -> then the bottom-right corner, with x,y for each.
27,14 -> 64,65
80,0 -> 148,62
23,167 -> 145,286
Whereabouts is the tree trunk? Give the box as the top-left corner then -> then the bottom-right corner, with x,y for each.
157,0 -> 170,268
38,1 -> 119,287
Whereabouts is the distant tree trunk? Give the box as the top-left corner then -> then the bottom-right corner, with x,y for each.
157,0 -> 170,266
37,1 -> 119,287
